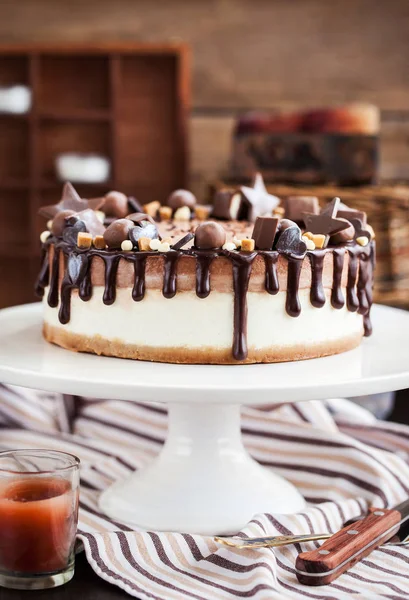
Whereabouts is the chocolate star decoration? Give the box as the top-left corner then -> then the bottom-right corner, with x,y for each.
303,197 -> 351,236
240,173 -> 280,222
39,182 -> 104,220
320,197 -> 341,218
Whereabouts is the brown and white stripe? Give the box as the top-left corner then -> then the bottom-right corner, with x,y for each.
1,385 -> 409,599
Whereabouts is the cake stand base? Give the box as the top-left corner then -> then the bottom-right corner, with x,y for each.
99,402 -> 305,535
3,304 -> 409,535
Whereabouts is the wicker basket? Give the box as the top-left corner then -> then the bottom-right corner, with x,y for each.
210,181 -> 409,309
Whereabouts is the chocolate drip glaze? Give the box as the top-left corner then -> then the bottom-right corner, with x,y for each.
38,235 -> 375,361
162,253 -> 179,299
331,249 -> 345,309
47,248 -> 60,308
346,249 -> 359,312
79,262 -> 92,302
132,254 -> 147,302
58,273 -> 73,324
286,259 -> 302,317
262,253 -> 279,295
35,247 -> 49,298
230,252 -> 257,361
101,255 -> 120,305
196,253 -> 217,299
308,252 -> 326,308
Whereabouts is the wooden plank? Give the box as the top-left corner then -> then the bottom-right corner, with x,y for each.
189,115 -> 234,199
2,0 -> 409,110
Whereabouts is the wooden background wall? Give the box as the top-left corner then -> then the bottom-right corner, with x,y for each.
2,0 -> 409,200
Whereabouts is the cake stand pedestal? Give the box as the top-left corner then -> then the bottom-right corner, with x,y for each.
0,303 -> 409,535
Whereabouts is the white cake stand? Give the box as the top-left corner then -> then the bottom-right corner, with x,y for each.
0,303 -> 408,535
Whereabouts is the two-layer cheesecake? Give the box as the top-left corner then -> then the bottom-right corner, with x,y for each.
36,177 -> 375,364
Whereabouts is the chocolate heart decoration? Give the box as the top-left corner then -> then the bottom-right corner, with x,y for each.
62,220 -> 86,245
69,209 -> 105,237
276,226 -> 307,259
129,222 -> 159,246
350,218 -> 371,241
67,253 -> 88,285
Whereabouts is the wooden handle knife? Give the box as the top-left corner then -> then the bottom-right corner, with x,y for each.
295,507 -> 402,586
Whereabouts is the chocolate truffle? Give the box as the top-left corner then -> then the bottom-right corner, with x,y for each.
167,189 -> 197,210
194,221 -> 226,249
102,191 -> 129,218
211,190 -> 242,220
51,209 -> 75,237
103,218 -> 134,248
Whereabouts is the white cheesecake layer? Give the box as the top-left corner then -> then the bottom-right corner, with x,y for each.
43,286 -> 363,350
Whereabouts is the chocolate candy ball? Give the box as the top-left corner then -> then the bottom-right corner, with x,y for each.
194,221 -> 226,249
167,189 -> 197,210
103,218 -> 134,248
330,218 -> 355,244
51,209 -> 76,237
102,191 -> 129,218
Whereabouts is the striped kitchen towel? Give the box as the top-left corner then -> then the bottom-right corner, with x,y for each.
1,386 -> 409,599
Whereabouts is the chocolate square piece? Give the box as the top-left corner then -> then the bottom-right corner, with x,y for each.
251,216 -> 279,250
284,196 -> 319,223
337,209 -> 367,226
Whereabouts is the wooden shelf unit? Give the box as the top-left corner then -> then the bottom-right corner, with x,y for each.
0,43 -> 189,307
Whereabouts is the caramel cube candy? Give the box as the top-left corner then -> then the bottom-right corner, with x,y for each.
77,232 -> 92,249
195,205 -> 212,221
273,206 -> 285,218
138,236 -> 151,251
312,234 -> 328,249
159,206 -> 172,221
241,238 -> 255,252
143,200 -> 161,218
93,235 -> 106,250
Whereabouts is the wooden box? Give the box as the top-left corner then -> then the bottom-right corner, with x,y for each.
0,42 -> 189,307
230,106 -> 380,186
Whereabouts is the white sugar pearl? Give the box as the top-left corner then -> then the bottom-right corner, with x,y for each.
47,220 -> 53,230
302,236 -> 316,251
40,230 -> 51,243
173,206 -> 191,221
121,240 -> 133,251
223,242 -> 236,251
356,236 -> 369,247
149,238 -> 161,251
158,242 -> 171,252
95,210 -> 105,223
